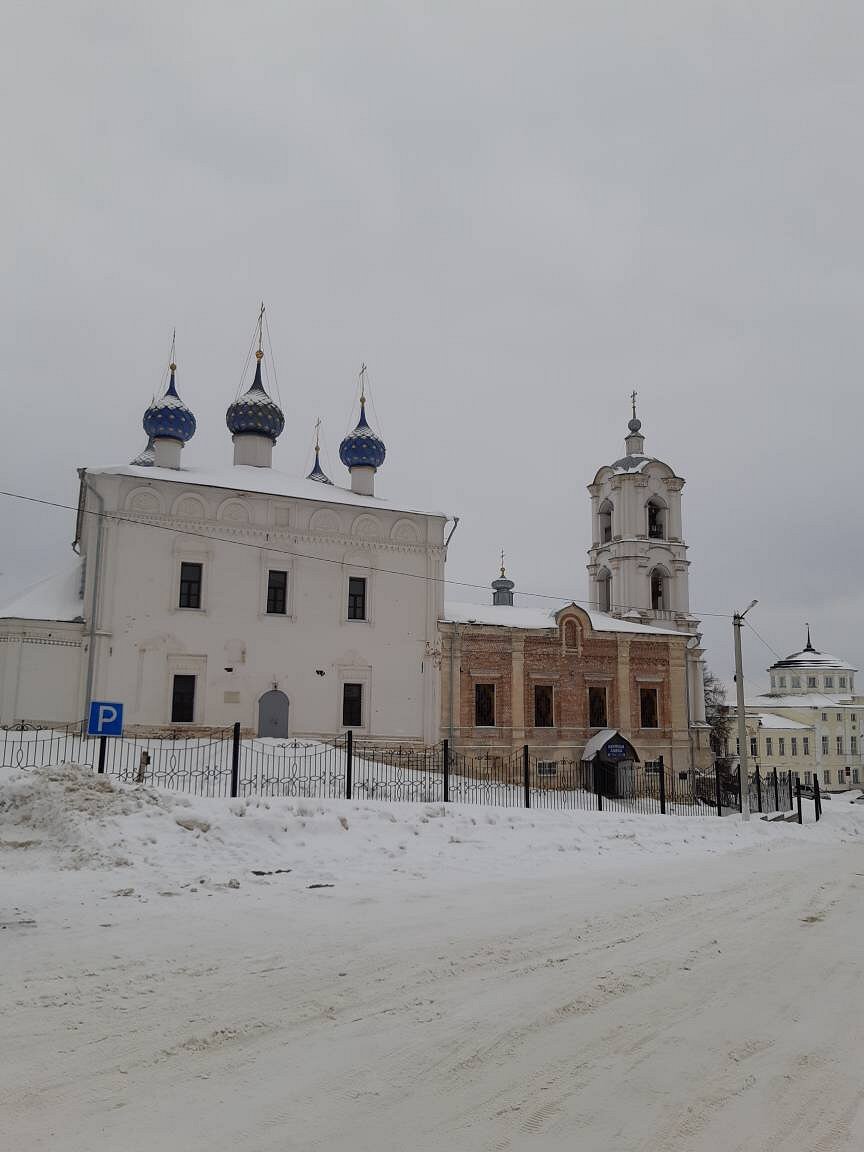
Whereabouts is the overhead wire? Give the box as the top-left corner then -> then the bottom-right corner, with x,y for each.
0,485 -> 737,621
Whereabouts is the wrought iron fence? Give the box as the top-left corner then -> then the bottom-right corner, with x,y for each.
0,722 -> 811,821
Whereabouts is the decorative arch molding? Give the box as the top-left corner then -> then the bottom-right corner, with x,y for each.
171,493 -> 207,520
217,498 -> 252,525
351,514 -> 384,539
126,487 -> 165,515
310,508 -> 343,534
556,603 -> 593,651
390,518 -> 420,544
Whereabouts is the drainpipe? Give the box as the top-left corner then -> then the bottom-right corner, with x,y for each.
82,479 -> 106,721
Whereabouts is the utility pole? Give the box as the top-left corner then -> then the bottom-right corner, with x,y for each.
733,600 -> 758,822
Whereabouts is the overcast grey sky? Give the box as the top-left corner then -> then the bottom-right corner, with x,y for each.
2,1 -> 862,691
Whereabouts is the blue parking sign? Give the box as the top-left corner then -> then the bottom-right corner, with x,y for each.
88,700 -> 124,737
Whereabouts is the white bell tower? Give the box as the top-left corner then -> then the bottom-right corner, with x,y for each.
587,395 -> 706,725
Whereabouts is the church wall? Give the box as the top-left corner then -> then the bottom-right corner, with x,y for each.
0,625 -> 85,725
81,474 -> 445,743
441,618 -> 700,772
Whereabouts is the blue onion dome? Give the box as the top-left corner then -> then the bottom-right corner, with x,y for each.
226,350 -> 285,442
130,435 -> 155,466
143,364 -> 196,443
339,398 -> 386,469
307,446 -> 332,485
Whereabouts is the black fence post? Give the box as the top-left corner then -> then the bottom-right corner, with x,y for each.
773,768 -> 780,813
813,774 -> 821,822
230,721 -> 241,798
788,770 -> 793,811
523,745 -> 530,809
97,735 -> 107,775
755,767 -> 762,814
594,760 -> 603,811
796,775 -> 802,824
345,729 -> 353,800
443,739 -> 450,803
658,754 -> 666,815
715,763 -> 723,815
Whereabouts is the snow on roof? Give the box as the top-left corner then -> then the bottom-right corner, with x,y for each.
442,601 -> 688,637
0,563 -> 85,623
581,728 -> 640,761
88,464 -> 450,520
750,693 -> 855,708
753,713 -> 813,731
770,649 -> 856,672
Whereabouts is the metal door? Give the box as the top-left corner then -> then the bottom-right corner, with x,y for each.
257,690 -> 289,738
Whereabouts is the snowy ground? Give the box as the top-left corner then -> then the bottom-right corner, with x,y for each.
2,764 -> 863,1151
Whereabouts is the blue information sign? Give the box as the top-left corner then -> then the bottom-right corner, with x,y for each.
605,742 -> 628,761
87,700 -> 124,737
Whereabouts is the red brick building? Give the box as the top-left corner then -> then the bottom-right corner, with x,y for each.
439,600 -> 711,773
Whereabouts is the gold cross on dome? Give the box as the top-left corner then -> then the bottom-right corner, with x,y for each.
314,417 -> 321,452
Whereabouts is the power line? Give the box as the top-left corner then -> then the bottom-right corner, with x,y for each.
0,485 -> 736,622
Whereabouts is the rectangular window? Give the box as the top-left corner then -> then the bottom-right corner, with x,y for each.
179,562 -> 202,609
854,769 -> 860,784
171,674 -> 195,723
778,737 -> 785,756
852,736 -> 858,755
840,677 -> 848,689
347,577 -> 367,620
266,570 -> 288,615
534,685 -> 554,728
750,737 -> 757,757
588,686 -> 607,728
791,676 -> 801,688
475,684 -> 495,727
836,713 -> 842,722
765,737 -> 773,756
791,737 -> 798,756
808,676 -> 817,688
824,676 -> 834,689
342,682 -> 363,727
837,736 -> 844,755
821,712 -> 828,722
824,770 -> 831,785
822,735 -> 829,755
640,687 -> 658,729
778,676 -> 786,688
803,737 -> 810,756
804,771 -> 812,786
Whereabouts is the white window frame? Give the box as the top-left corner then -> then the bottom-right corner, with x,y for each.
259,553 -> 295,621
166,654 -> 207,724
342,562 -> 374,626
337,666 -> 371,733
171,546 -> 211,615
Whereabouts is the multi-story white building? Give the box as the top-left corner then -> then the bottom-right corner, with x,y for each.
0,346 -> 450,742
724,630 -> 864,791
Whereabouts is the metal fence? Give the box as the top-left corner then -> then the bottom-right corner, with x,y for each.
0,721 -> 811,821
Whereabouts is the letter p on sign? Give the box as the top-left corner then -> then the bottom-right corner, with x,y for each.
88,700 -> 124,737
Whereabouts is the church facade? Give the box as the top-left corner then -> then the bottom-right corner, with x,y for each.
440,410 -> 711,773
0,342 -> 448,742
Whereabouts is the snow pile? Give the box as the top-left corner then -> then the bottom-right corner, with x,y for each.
2,763 -> 862,891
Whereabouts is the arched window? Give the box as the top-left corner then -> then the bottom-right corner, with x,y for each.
646,498 -> 666,540
598,500 -> 613,545
598,569 -> 612,613
649,567 -> 668,611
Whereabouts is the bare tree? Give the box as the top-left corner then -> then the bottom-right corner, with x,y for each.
704,669 -> 732,768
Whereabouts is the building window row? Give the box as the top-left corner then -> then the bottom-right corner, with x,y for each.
176,563 -> 369,621
471,683 -> 661,730
773,673 -> 853,693
170,674 -> 366,727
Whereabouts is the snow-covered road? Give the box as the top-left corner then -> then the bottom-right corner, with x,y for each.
2,766 -> 863,1151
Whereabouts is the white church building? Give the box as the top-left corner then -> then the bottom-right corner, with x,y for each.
0,343 -> 449,742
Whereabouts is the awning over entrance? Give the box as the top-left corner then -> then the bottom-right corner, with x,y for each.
581,728 -> 640,764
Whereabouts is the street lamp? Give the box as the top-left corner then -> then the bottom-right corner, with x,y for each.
733,600 -> 758,821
